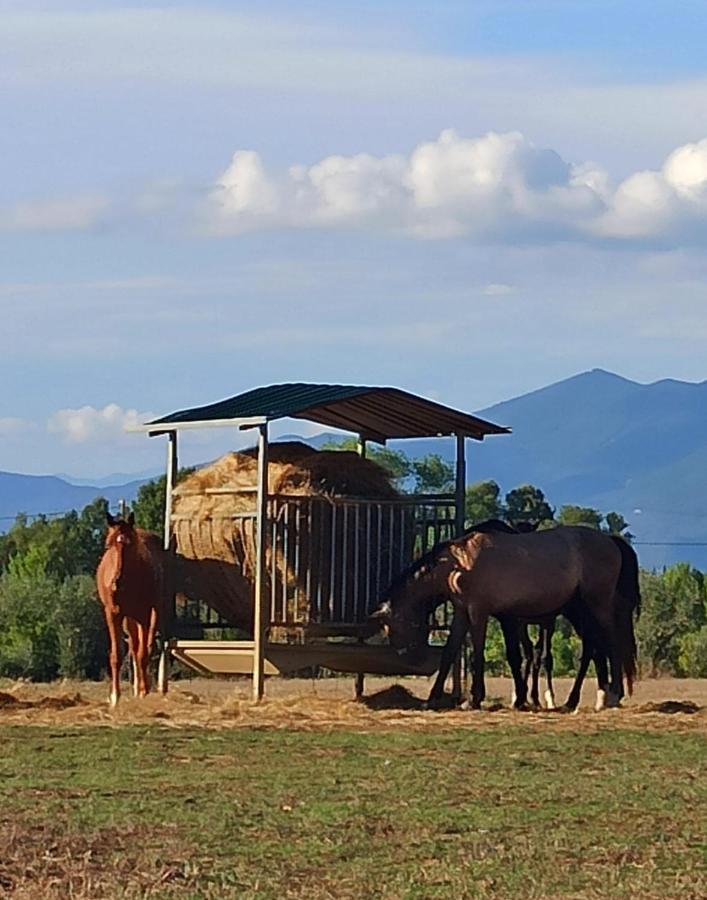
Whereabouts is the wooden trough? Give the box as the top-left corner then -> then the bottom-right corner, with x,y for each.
171,639 -> 442,677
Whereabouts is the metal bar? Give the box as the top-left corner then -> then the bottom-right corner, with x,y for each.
365,504 -> 372,612
455,432 -> 466,537
158,429 -> 178,695
252,422 -> 269,702
353,504 -> 360,621
329,502 -> 337,622
340,503 -> 348,623
293,501 -> 301,623
128,415 -> 268,434
305,500 -> 313,623
283,499 -> 290,624
163,430 -> 178,551
270,498 -> 278,623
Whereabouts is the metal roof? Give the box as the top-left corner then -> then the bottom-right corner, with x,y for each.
138,383 -> 509,442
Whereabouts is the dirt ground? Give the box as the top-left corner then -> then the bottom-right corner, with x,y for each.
1,674 -> 705,734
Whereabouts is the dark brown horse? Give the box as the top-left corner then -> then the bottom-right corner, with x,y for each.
96,513 -> 165,707
373,525 -> 639,711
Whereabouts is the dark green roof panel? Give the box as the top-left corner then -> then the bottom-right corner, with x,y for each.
154,383 -> 372,425
149,382 -> 509,441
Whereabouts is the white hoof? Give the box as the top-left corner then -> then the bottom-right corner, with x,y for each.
595,689 -> 607,712
510,690 -> 517,707
544,689 -> 556,710
109,691 -> 119,708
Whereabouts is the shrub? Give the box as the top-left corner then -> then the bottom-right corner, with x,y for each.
56,575 -> 107,679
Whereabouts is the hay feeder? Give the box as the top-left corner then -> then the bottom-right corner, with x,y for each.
129,382 -> 509,700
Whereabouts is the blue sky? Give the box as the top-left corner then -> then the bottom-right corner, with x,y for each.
2,1 -> 707,477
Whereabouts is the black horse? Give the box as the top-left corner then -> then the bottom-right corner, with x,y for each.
372,523 -> 640,711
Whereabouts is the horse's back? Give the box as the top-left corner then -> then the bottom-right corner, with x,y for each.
461,526 -> 621,609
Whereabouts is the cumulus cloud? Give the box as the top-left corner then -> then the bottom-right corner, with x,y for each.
47,404 -> 154,444
0,193 -> 110,233
205,130 -> 707,245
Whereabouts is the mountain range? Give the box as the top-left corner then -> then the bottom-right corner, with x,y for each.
2,368 -> 706,569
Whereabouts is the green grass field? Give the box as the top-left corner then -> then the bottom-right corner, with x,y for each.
1,724 -> 705,899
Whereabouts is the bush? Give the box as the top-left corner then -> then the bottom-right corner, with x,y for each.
56,575 -> 107,679
0,555 -> 60,681
678,627 -> 707,678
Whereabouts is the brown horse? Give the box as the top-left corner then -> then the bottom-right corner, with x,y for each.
373,525 -> 639,711
96,512 -> 165,707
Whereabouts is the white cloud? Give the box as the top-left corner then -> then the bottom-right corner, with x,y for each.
204,129 -> 707,246
0,193 -> 110,232
47,404 -> 154,444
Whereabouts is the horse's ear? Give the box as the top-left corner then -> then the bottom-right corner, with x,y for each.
449,543 -> 472,569
106,512 -> 115,527
127,512 -> 135,527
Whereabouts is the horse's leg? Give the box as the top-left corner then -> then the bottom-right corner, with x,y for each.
427,610 -> 468,709
499,617 -> 528,709
530,629 -> 543,708
105,612 -> 122,708
468,611 -> 488,710
543,621 -> 556,710
124,619 -> 143,698
594,652 -> 610,712
136,621 -> 151,698
564,637 -> 593,711
517,625 -> 533,707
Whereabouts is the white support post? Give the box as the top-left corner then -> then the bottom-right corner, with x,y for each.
252,422 -> 269,702
354,434 -> 367,700
452,432 -> 467,702
158,430 -> 178,695
455,433 -> 466,537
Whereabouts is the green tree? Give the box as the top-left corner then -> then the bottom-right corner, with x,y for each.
411,454 -> 454,493
0,549 -> 60,680
637,564 -> 707,675
505,485 -> 554,528
465,480 -> 504,527
55,575 -> 107,679
604,511 -> 634,541
0,498 -> 108,580
321,438 -> 412,489
557,505 -> 603,529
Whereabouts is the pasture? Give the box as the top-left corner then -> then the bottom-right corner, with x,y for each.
1,677 -> 705,899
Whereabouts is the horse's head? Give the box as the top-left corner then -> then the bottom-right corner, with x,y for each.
105,511 -> 136,548
370,545 -> 457,662
103,512 -> 136,588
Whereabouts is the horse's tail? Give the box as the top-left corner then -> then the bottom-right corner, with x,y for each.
610,535 -> 641,695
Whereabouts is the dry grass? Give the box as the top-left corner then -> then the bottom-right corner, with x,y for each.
1,675 -> 705,735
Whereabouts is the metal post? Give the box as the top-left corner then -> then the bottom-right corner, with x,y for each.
354,434 -> 366,700
253,422 -> 269,702
158,430 -> 178,695
455,432 -> 466,536
452,432 -> 467,702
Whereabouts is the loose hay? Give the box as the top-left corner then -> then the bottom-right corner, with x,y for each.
1,678 -> 706,734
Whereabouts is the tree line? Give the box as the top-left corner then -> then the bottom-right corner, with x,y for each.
0,449 -> 705,681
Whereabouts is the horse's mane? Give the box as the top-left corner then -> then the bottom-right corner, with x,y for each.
383,518 -> 519,595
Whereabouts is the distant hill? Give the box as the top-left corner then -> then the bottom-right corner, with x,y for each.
4,369 -> 707,568
0,472 -> 146,526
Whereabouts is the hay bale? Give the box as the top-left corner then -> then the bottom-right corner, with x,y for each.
171,444 -> 408,634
